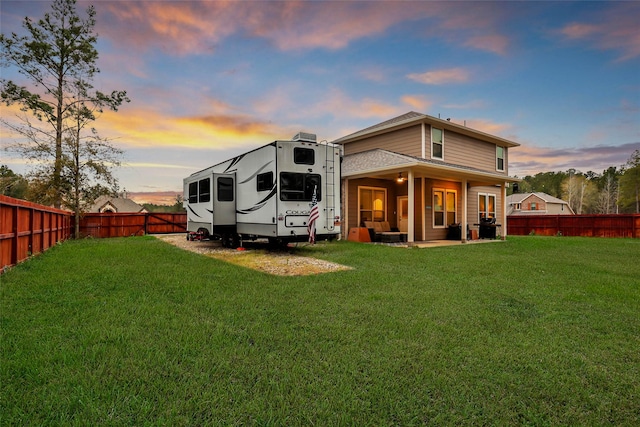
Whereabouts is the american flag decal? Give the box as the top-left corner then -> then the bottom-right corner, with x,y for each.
307,185 -> 319,244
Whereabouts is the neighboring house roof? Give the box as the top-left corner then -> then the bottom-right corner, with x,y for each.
506,192 -> 575,215
91,195 -> 146,213
343,148 -> 518,184
333,111 -> 520,148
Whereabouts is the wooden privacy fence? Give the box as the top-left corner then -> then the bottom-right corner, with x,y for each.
77,212 -> 187,238
1,195 -> 72,271
507,214 -> 640,238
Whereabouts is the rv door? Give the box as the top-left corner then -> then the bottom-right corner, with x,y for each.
213,173 -> 236,226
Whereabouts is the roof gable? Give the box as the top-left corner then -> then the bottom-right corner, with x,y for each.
91,195 -> 145,213
506,192 -> 570,205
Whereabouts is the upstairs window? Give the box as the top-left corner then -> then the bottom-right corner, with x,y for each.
431,127 -> 444,160
496,146 -> 505,171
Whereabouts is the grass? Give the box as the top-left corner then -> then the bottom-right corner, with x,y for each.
1,236 -> 639,426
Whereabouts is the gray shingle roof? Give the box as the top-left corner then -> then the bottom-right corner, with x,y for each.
506,192 -> 570,205
91,195 -> 145,213
342,148 -> 516,182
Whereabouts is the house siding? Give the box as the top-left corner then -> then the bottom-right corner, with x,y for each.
343,125 -> 422,158
437,126 -> 507,175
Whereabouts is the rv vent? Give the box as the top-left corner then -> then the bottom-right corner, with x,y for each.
292,132 -> 317,143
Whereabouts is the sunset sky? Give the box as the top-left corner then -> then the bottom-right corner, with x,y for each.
1,0 -> 639,197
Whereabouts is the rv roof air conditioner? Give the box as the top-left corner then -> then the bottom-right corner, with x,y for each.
292,132 -> 317,143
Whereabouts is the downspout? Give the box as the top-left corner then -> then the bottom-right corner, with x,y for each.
421,177 -> 426,241
501,183 -> 507,240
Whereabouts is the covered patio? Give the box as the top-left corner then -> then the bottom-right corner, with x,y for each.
341,149 -> 519,244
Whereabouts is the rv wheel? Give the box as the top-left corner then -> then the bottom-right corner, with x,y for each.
221,234 -> 231,248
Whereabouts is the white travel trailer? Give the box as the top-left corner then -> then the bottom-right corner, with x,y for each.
183,133 -> 341,247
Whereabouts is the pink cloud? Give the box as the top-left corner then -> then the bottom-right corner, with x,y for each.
94,1 -> 512,56
464,119 -> 512,136
464,34 -> 509,55
558,3 -> 640,61
407,68 -> 470,85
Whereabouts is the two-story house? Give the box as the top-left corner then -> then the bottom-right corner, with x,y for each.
506,192 -> 574,216
333,111 -> 520,243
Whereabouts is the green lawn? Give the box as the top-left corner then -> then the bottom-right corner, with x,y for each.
1,236 -> 639,425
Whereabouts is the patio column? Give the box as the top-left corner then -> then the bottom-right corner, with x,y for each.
461,179 -> 467,243
408,170 -> 415,243
501,182 -> 507,240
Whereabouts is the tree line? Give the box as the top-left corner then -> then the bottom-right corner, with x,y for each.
511,149 -> 640,214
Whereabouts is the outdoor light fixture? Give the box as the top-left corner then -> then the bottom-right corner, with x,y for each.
396,172 -> 405,183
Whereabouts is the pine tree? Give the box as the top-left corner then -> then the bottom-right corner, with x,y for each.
1,0 -> 128,209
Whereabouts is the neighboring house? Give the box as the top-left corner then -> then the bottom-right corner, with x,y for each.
506,192 -> 574,216
90,195 -> 147,213
333,111 -> 520,242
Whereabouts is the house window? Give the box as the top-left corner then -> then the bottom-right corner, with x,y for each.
496,146 -> 505,171
280,173 -> 321,201
434,189 -> 456,227
515,203 -> 521,210
432,127 -> 443,160
198,178 -> 211,203
530,202 -> 537,210
479,193 -> 496,222
446,190 -> 457,225
359,187 -> 386,224
257,171 -> 273,192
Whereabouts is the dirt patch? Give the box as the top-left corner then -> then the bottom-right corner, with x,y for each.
155,234 -> 352,276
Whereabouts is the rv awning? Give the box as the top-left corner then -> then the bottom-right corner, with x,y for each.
342,149 -> 520,187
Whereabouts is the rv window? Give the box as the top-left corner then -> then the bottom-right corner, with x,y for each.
217,177 -> 234,202
257,172 -> 273,192
294,147 -> 315,165
199,178 -> 210,203
188,181 -> 198,203
280,173 -> 321,201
